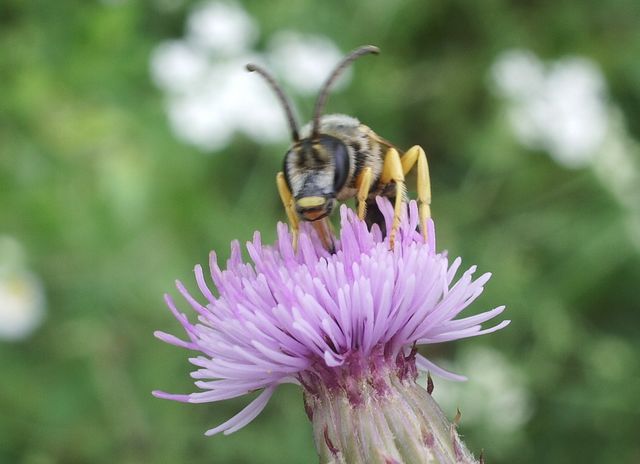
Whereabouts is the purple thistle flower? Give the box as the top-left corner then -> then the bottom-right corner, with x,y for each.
154,198 -> 509,463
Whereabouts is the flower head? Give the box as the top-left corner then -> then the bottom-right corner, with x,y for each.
154,198 -> 509,444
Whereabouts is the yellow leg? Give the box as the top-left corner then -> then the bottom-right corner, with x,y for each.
355,167 -> 373,220
416,146 -> 431,241
276,172 -> 299,250
400,145 -> 419,174
380,148 -> 406,250
400,146 -> 432,241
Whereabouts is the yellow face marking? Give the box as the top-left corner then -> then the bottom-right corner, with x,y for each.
296,196 -> 326,208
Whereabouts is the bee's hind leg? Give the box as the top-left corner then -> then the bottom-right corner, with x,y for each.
380,148 -> 407,250
399,145 -> 431,241
276,172 -> 299,251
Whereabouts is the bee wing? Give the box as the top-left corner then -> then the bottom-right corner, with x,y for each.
370,133 -> 403,155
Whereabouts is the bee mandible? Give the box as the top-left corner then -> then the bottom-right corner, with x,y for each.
246,45 -> 432,252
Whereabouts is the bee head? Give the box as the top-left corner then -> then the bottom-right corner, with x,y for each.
246,45 -> 379,222
283,135 -> 350,222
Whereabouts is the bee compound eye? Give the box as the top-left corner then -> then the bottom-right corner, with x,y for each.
332,141 -> 350,191
282,149 -> 294,190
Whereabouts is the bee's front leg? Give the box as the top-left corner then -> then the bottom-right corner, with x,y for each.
380,148 -> 406,250
355,167 -> 373,220
276,172 -> 300,251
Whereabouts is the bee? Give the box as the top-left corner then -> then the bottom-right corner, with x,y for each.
246,45 -> 432,252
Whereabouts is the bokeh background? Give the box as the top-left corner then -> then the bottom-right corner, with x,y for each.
1,1 -> 640,463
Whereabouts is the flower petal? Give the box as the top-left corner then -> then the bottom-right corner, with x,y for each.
415,354 -> 467,382
204,386 -> 275,436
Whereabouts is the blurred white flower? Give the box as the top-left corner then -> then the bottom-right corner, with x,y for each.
268,31 -> 349,95
0,237 -> 46,342
431,347 -> 532,435
492,50 -> 640,250
150,2 -> 345,152
228,64 -> 290,143
186,1 -> 258,55
491,50 -> 545,101
491,50 -> 608,168
163,57 -> 288,151
166,88 -> 234,152
150,40 -> 208,93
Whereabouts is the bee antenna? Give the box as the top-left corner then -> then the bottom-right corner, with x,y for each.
311,45 -> 380,139
246,63 -> 300,142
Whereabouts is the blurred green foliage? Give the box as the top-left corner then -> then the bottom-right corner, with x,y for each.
1,0 -> 640,463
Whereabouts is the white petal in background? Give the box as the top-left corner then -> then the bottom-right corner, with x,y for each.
490,50 -> 545,101
229,67 -> 291,143
186,0 -> 258,55
166,87 -> 236,152
0,237 -> 46,342
491,49 -> 640,250
491,50 -> 608,168
268,31 -> 349,95
150,40 -> 209,94
163,57 -> 289,151
149,1 -> 345,152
